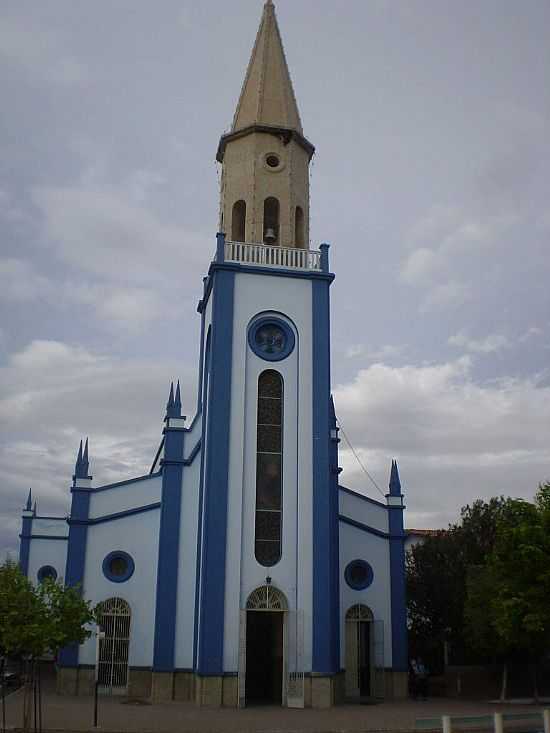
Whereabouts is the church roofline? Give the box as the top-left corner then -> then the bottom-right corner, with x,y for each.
216,123 -> 315,163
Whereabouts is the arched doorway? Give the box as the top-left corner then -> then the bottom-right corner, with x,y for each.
96,597 -> 131,695
345,604 -> 373,699
242,585 -> 287,705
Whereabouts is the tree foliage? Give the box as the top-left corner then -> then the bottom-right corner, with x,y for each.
407,496 -> 514,664
0,559 -> 96,659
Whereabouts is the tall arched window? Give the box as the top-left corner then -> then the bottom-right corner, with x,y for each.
255,370 -> 283,566
263,197 -> 280,245
96,597 -> 131,693
232,200 -> 246,242
295,206 -> 304,248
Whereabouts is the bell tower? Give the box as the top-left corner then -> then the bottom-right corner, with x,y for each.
217,0 -> 314,248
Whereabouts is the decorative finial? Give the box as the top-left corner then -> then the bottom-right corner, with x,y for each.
25,488 -> 32,512
389,459 -> 402,496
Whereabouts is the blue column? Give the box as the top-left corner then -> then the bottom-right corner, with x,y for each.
387,461 -> 408,671
311,273 -> 339,675
19,515 -> 33,577
59,455 -> 92,667
153,414 -> 185,671
197,268 -> 234,676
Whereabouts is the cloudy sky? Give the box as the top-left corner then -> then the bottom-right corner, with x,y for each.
1,0 -> 549,558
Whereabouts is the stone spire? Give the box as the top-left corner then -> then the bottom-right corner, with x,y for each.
217,2 -> 314,249
232,0 -> 302,133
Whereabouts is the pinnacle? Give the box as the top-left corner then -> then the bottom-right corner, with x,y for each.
232,0 -> 302,133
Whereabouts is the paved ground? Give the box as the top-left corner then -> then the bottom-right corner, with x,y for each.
2,678 -> 546,733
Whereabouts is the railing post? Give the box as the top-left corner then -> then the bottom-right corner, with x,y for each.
543,709 -> 550,733
319,242 -> 330,273
216,232 -> 225,263
494,713 -> 503,733
442,715 -> 452,733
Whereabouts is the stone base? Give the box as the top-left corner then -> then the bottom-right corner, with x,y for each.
151,671 -> 174,702
174,670 -> 195,701
195,675 -> 223,706
384,669 -> 408,699
128,669 -> 152,698
56,667 -> 78,696
311,675 -> 336,708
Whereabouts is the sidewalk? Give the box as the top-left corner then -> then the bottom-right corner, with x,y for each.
3,680 -> 545,733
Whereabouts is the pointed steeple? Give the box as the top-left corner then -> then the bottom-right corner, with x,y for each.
82,438 -> 89,476
389,459 -> 402,497
74,439 -> 83,476
25,488 -> 32,512
232,0 -> 302,133
174,381 -> 182,413
166,382 -> 174,413
33,500 -> 37,516
74,438 -> 91,480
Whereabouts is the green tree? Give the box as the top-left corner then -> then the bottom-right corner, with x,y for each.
407,496 -> 513,668
484,484 -> 550,700
0,560 -> 96,730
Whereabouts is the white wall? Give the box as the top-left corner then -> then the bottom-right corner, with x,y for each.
339,520 -> 393,668
79,509 -> 160,667
223,271 -> 313,672
174,443 -> 201,669
89,476 -> 161,518
27,536 -> 68,585
339,490 -> 389,534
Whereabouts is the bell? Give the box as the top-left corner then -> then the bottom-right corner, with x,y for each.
264,227 -> 277,244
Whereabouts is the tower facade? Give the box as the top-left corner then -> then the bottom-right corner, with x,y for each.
217,0 -> 313,248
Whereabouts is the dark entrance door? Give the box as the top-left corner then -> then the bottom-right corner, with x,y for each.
245,611 -> 283,704
358,621 -> 371,696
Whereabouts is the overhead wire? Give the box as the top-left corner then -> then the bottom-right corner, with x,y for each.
336,417 -> 386,500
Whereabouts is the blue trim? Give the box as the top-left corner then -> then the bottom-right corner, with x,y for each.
329,397 -> 340,669
248,316 -> 295,362
197,286 -> 207,411
37,565 -> 58,582
197,269 -> 234,675
19,515 -> 32,576
150,439 -> 165,474
102,551 -> 135,583
69,502 -> 161,526
22,534 -> 68,541
34,515 -> 66,521
193,327 -> 211,670
339,513 -> 396,539
344,559 -> 374,590
153,419 -> 186,671
93,472 -> 162,493
339,485 -> 387,509
388,500 -> 408,671
198,261 -> 334,314
59,481 -> 91,667
311,277 -> 338,675
319,243 -> 330,273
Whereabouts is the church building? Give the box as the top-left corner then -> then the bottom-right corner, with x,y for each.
19,1 -> 407,708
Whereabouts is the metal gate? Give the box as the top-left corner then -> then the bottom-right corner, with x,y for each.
96,597 -> 131,695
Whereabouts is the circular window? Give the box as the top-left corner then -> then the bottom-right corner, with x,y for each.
344,559 -> 374,590
102,551 -> 135,583
37,565 -> 57,583
248,317 -> 295,361
266,154 -> 280,168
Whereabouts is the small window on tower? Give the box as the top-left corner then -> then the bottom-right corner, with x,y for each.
232,200 -> 246,242
295,206 -> 304,248
263,197 -> 279,245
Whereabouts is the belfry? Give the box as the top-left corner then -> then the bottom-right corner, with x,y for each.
18,1 -> 408,708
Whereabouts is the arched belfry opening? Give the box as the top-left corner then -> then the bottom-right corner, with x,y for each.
242,585 -> 287,706
232,200 -> 246,242
295,206 -> 304,248
263,197 -> 280,245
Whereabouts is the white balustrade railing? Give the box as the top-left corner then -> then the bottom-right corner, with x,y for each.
224,241 -> 321,271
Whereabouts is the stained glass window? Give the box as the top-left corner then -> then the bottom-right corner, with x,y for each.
255,369 -> 283,566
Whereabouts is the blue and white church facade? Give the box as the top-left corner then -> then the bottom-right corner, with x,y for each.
18,1 -> 407,708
